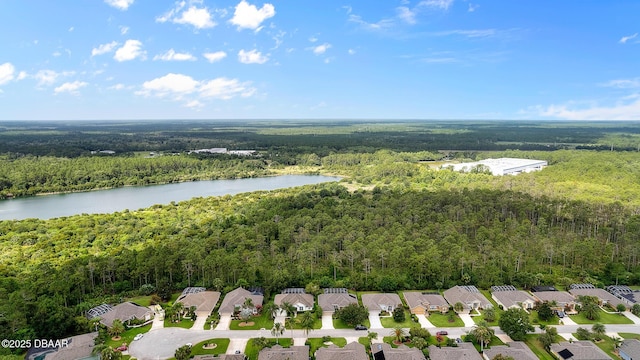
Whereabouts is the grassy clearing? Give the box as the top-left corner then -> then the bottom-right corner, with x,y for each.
190,338 -> 230,356
529,310 -> 560,326
305,337 -> 347,354
230,312 -> 275,330
619,332 -> 640,339
287,313 -> 322,330
164,317 -> 195,329
591,336 -> 618,359
380,310 -> 419,328
427,311 -> 464,327
523,334 -> 556,360
570,310 -> 633,324
105,324 -> 152,349
466,336 -> 504,352
244,338 -> 293,360
126,295 -> 153,307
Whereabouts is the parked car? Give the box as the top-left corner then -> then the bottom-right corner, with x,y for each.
133,334 -> 143,341
116,344 -> 128,351
354,325 -> 367,330
436,331 -> 448,336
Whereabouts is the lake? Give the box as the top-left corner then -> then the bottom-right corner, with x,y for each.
0,175 -> 341,221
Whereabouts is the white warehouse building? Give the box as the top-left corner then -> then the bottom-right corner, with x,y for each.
444,158 -> 548,176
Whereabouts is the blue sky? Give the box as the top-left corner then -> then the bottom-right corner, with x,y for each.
1,0 -> 639,120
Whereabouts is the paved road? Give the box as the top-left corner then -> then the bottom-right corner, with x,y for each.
128,321 -> 640,360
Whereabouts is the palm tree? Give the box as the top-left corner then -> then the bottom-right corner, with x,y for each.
173,301 -> 184,321
263,302 -> 280,320
581,302 -> 600,321
109,319 -> 125,339
243,297 -> 254,310
390,327 -> 407,344
454,302 -> 465,314
299,311 -> 315,336
281,301 -> 297,337
470,320 -> 494,352
271,322 -> 285,344
591,323 -> 606,341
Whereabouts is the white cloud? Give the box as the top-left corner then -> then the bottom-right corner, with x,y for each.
114,40 -> 145,62
419,0 -> 454,10
157,3 -> 216,29
537,97 -> 640,120
200,77 -> 256,99
54,81 -> 88,94
17,71 -> 27,80
92,41 -> 119,56
619,33 -> 638,44
68,27 -> 74,32
348,14 -> 394,31
109,83 -> 126,90
137,73 -> 256,106
309,36 -> 318,43
0,63 -> 15,85
33,70 -> 74,87
396,6 -> 417,25
311,43 -> 331,55
105,0 -> 134,10
238,49 -> 268,64
153,49 -> 196,61
140,73 -> 199,96
468,3 -> 479,12
52,51 -> 61,57
429,29 -> 497,38
120,26 -> 129,35
602,78 -> 640,89
348,49 -> 356,55
203,51 -> 227,63
229,0 -> 275,30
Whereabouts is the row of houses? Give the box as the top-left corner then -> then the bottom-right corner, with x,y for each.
88,283 -> 638,328
247,341 -> 426,360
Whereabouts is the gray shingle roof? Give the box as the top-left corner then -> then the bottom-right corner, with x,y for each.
218,287 -> 264,315
403,292 -> 448,310
491,290 -> 537,308
483,341 -> 538,360
550,341 -> 611,360
315,341 -> 368,360
443,286 -> 492,310
428,343 -> 481,360
373,343 -> 426,360
318,292 -> 358,312
274,292 -> 315,308
257,345 -> 309,360
361,293 -> 402,311
177,291 -> 221,314
99,302 -> 152,327
620,339 -> 640,360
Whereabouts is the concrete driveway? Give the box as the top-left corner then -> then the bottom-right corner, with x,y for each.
191,311 -> 209,330
416,314 -> 435,328
560,316 -> 577,326
215,315 -> 232,330
321,313 -> 335,329
624,311 -> 640,324
368,311 -> 383,329
458,313 -> 476,327
227,338 -> 249,354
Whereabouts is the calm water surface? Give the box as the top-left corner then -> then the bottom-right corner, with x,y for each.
0,175 -> 340,221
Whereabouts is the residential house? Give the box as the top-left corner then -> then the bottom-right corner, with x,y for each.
318,288 -> 358,314
569,284 -> 627,310
403,292 -> 449,315
177,288 -> 221,315
620,339 -> 640,360
491,285 -> 537,310
482,341 -> 538,360
428,343 -> 482,360
608,285 -> 640,306
98,302 -> 153,327
274,288 -> 314,316
531,291 -> 577,312
372,343 -> 426,360
443,285 -> 492,313
361,293 -> 402,313
218,287 -> 264,316
33,332 -> 97,360
257,345 -> 309,360
315,341 -> 368,360
550,341 -> 611,360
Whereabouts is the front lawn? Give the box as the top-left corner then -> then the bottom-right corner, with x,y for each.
230,312 -> 275,330
305,337 -> 347,354
619,332 -> 640,339
105,324 -> 152,349
380,310 -> 418,328
523,334 -> 556,360
471,309 -> 502,326
427,311 -> 464,327
570,310 -> 633,324
333,317 -> 371,329
529,310 -> 560,326
465,335 -> 504,352
244,338 -> 293,360
126,295 -> 153,307
287,313 -> 322,330
190,338 -> 230,356
164,317 -> 195,329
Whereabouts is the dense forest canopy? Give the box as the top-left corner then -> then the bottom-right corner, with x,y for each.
1,120 -> 640,351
